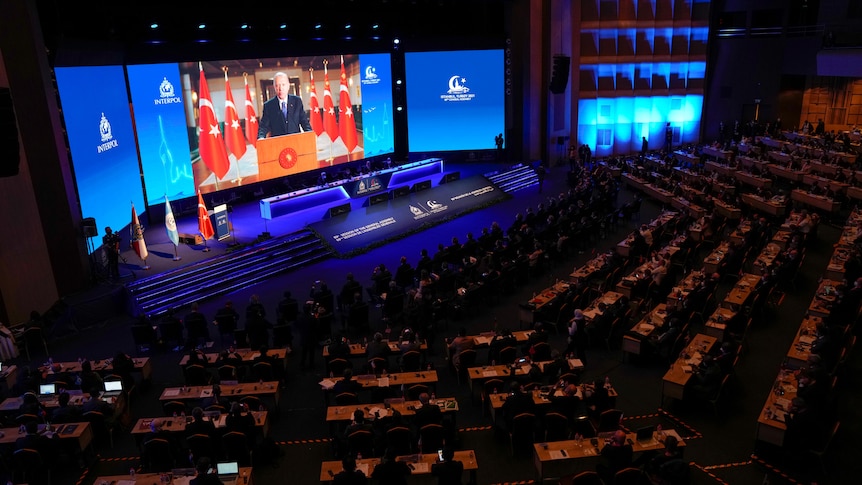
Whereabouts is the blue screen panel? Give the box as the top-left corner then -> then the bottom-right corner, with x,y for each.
127,63 -> 196,206
357,53 -> 395,157
405,49 -> 505,152
55,66 -> 145,250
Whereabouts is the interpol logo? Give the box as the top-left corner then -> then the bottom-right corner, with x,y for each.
440,75 -> 475,102
97,112 -> 119,153
155,77 -> 182,105
361,65 -> 380,85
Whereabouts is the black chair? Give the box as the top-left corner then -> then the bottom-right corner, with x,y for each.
15,413 -> 40,426
187,433 -> 217,463
240,395 -> 265,412
385,426 -> 414,455
143,437 -> 175,472
508,412 -> 536,456
498,346 -> 517,365
335,392 -> 359,405
251,361 -> 274,382
544,411 -> 570,441
572,416 -> 597,438
418,423 -> 445,453
481,378 -> 506,416
406,384 -> 429,401
12,448 -> 47,485
400,350 -> 422,372
218,365 -> 237,382
222,431 -> 252,467
83,410 -> 115,450
367,357 -> 389,374
347,429 -> 375,458
530,341 -> 552,361
131,324 -> 158,353
163,400 -> 187,417
184,364 -> 212,386
20,327 -> 49,361
327,358 -> 351,377
595,408 -> 624,433
564,470 -> 603,485
613,467 -> 644,485
454,349 -> 478,385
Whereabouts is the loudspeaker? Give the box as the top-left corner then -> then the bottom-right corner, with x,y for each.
328,202 -> 351,217
81,217 -> 98,238
0,88 -> 20,177
412,180 -> 432,193
391,186 -> 410,199
442,171 -> 461,184
549,55 -> 570,94
369,192 -> 389,206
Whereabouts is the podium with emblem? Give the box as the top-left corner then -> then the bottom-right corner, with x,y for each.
257,132 -> 318,179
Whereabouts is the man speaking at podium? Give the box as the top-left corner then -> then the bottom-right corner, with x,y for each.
258,72 -> 312,138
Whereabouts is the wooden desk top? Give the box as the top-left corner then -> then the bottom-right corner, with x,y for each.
94,468 -> 253,485
324,340 -> 429,358
320,450 -> 477,481
663,334 -> 718,387
0,392 -> 91,412
489,385 -> 618,410
159,381 -> 279,401
526,282 -> 572,311
321,371 -> 439,391
786,316 -> 822,367
180,348 -> 287,366
757,372 -> 799,434
467,360 -> 583,383
40,357 -> 150,376
0,421 -> 91,445
326,398 -> 459,422
807,279 -> 841,318
723,273 -> 761,309
131,411 -> 267,434
533,429 -> 685,462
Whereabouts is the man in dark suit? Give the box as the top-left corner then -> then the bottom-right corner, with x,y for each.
500,382 -> 537,431
257,72 -> 312,138
185,407 -> 217,441
413,392 -> 443,430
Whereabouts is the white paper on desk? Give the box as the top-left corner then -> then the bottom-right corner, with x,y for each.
637,324 -> 655,335
775,397 -> 791,410
357,463 -> 370,477
369,406 -> 386,418
116,481 -> 136,485
200,389 -> 213,398
412,462 -> 430,474
377,378 -> 390,387
474,336 -> 492,346
163,389 -> 181,397
482,370 -> 498,377
549,450 -> 567,460
582,446 -> 597,456
798,336 -> 815,345
319,379 -> 336,390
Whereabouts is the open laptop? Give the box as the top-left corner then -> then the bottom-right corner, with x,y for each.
38,383 -> 55,401
636,425 -> 656,445
101,380 -> 124,398
216,461 -> 239,484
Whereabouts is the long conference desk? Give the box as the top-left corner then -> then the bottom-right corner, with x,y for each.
532,429 -> 686,482
320,450 -> 478,483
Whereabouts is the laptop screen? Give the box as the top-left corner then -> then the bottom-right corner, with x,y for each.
636,425 -> 655,441
39,383 -> 55,395
217,462 -> 239,475
104,380 -> 123,392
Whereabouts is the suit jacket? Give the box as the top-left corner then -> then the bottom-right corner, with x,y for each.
258,95 -> 312,138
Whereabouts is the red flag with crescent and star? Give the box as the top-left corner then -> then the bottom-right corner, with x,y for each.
339,56 -> 358,152
130,203 -> 148,261
197,63 -> 231,180
223,71 -> 247,160
244,77 -> 258,147
323,63 -> 339,142
198,191 -> 215,240
309,69 -> 323,136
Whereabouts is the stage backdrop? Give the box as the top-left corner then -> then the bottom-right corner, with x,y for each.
309,175 -> 508,256
55,65 -> 146,251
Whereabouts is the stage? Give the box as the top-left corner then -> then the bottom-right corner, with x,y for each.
107,160 -> 511,282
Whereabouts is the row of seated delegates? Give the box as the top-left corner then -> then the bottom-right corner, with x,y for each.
182,344 -> 285,383
10,352 -> 136,399
331,447 -> 462,485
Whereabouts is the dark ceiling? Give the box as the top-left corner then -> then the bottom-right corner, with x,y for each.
36,0 -> 509,64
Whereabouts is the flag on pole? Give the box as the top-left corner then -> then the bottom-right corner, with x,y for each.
198,191 -> 215,240
131,203 -> 149,261
339,56 -> 358,152
323,62 -> 339,142
308,69 -> 323,136
164,195 -> 179,247
223,71 -> 247,160
198,63 -> 231,180
244,76 -> 259,147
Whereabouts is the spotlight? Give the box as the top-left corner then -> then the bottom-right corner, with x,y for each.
198,23 -> 206,29
279,24 -> 287,29
150,23 -> 159,30
344,24 -> 351,30
372,23 -> 379,30
396,79 -> 402,85
315,24 -> 322,30
393,38 -> 400,45
396,106 -> 403,112
241,24 -> 249,29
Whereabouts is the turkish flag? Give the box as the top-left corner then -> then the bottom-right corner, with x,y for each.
244,78 -> 258,147
198,191 -> 215,240
224,72 -> 247,161
130,203 -> 149,261
308,69 -> 323,136
339,58 -> 358,152
323,64 -> 339,142
198,64 -> 231,180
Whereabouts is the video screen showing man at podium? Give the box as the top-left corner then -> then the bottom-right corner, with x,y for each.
258,72 -> 312,137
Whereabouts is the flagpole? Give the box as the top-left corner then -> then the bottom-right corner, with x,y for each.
173,243 -> 181,261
